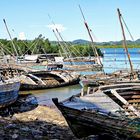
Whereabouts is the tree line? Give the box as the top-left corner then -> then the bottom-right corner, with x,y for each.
0,35 -> 103,57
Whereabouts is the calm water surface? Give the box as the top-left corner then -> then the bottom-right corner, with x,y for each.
20,84 -> 81,106
102,48 -> 140,73
20,48 -> 140,105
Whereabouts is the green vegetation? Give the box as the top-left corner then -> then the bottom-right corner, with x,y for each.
0,35 -> 56,56
68,44 -> 103,57
0,35 -> 103,57
3,34 -> 139,58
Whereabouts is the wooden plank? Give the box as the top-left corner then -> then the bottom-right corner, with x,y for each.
109,95 -> 140,100
80,91 -> 124,113
111,89 -> 140,117
128,99 -> 140,103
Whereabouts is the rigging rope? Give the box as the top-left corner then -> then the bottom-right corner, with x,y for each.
121,16 -> 134,41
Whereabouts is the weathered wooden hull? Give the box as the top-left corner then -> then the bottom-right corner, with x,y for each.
20,78 -> 79,90
20,70 -> 80,90
64,64 -> 103,71
53,98 -> 140,139
0,81 -> 20,108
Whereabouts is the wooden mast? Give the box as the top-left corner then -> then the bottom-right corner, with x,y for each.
117,8 -> 133,75
3,19 -> 18,57
79,5 -> 103,66
52,29 -> 69,59
48,14 -> 72,59
55,28 -> 72,58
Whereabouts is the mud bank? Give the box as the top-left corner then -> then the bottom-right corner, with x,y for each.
0,94 -> 100,140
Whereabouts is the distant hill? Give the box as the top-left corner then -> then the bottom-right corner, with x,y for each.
72,39 -> 140,45
72,39 -> 90,44
135,39 -> 140,44
50,39 -> 140,46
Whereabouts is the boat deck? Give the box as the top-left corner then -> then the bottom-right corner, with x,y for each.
63,91 -> 124,116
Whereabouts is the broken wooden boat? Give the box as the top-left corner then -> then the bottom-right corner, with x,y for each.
80,69 -> 140,89
53,82 -> 140,139
0,78 -> 20,108
63,62 -> 103,71
20,70 -> 80,90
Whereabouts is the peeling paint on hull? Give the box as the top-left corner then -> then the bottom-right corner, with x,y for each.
0,81 -> 20,108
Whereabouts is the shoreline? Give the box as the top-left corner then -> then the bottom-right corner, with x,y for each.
0,104 -> 78,140
0,93 -> 78,139
0,94 -> 104,140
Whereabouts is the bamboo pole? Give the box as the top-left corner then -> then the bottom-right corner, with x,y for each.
117,8 -> 133,75
55,28 -> 72,58
79,5 -> 103,66
52,29 -> 69,58
3,19 -> 18,57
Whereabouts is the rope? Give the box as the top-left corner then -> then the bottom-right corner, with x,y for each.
121,16 -> 134,41
23,40 -> 37,56
0,42 -> 14,57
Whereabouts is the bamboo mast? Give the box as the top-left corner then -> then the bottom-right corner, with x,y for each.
55,28 -> 72,58
52,29 -> 69,58
3,19 -> 18,57
79,5 -> 102,66
55,27 -> 86,65
54,29 -> 74,65
48,14 -> 72,59
117,8 -> 133,75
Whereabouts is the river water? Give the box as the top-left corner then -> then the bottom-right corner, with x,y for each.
20,84 -> 81,106
20,48 -> 140,105
102,48 -> 140,73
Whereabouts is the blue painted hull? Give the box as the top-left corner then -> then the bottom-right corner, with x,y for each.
0,81 -> 20,108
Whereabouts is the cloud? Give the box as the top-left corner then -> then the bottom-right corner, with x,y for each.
47,24 -> 66,32
18,32 -> 26,40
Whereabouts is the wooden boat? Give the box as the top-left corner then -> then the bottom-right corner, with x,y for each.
0,78 -> 20,108
80,70 -> 140,89
64,57 -> 97,62
63,63 -> 102,71
20,70 -> 80,90
53,82 -> 140,139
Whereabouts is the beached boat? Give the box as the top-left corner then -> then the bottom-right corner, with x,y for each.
0,78 -> 20,108
53,82 -> 140,139
63,62 -> 103,71
20,70 -> 80,90
80,70 -> 140,88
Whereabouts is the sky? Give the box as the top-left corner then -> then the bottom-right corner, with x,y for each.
0,0 -> 140,42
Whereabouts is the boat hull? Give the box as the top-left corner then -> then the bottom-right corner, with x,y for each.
0,81 -> 20,108
53,98 -> 140,139
20,78 -> 79,90
20,70 -> 80,90
64,64 -> 102,71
